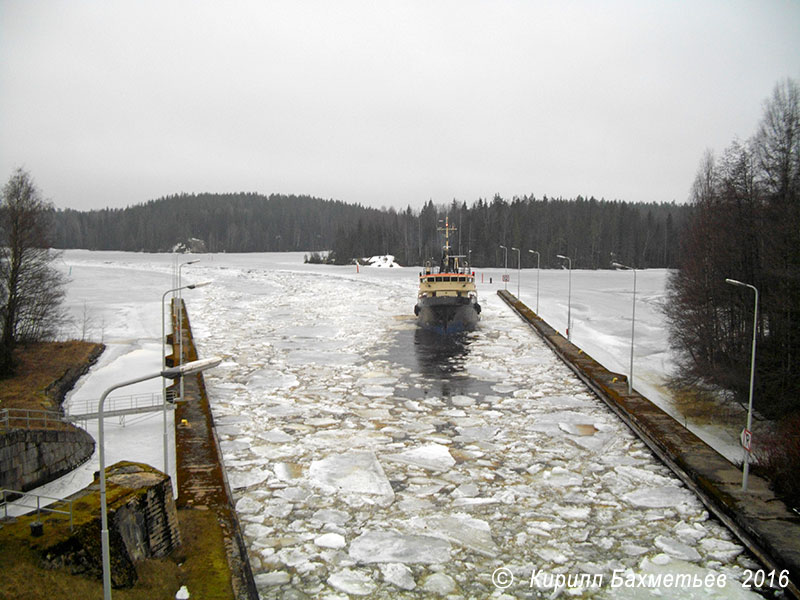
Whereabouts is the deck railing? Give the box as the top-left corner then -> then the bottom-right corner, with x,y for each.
0,489 -> 74,530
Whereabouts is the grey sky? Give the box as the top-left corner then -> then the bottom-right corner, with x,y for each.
2,1 -> 798,211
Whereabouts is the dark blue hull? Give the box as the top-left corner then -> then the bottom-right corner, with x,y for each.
415,298 -> 480,334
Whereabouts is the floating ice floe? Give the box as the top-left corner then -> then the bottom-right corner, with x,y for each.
349,530 -> 451,564
380,562 -> 416,590
623,486 -> 691,508
314,532 -> 346,549
227,468 -> 270,491
654,535 -> 702,561
405,513 -> 498,556
308,451 -> 395,505
327,568 -> 377,595
421,572 -> 456,595
385,443 -> 455,472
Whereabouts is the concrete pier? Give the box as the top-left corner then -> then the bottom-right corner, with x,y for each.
170,298 -> 258,600
498,289 -> 800,599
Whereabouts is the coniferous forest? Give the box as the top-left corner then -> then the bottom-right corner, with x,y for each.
52,193 -> 689,270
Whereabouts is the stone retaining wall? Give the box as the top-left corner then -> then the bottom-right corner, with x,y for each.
0,427 -> 95,492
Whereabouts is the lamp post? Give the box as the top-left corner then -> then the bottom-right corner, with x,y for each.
528,250 -> 540,314
161,282 -> 210,474
725,278 -> 759,492
612,262 -> 637,394
99,357 -> 221,600
511,247 -> 521,298
499,245 -> 508,290
556,254 -> 572,340
178,260 -> 200,400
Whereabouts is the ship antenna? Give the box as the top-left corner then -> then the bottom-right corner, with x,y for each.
437,216 -> 457,255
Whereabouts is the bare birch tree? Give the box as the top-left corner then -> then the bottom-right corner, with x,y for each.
0,169 -> 67,376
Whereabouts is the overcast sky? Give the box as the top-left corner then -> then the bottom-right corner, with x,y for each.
1,1 -> 798,212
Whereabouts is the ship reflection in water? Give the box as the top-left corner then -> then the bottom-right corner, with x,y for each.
381,323 -> 493,400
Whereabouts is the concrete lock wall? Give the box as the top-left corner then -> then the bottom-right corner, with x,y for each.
0,427 -> 95,492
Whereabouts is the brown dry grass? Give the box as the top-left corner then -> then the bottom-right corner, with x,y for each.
0,341 -> 103,412
0,341 -> 236,599
0,506 -> 232,600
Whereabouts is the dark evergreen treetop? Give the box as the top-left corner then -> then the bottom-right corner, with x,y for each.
52,191 -> 690,269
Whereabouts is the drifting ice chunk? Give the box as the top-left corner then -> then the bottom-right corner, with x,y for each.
654,535 -> 701,562
380,563 -> 416,590
559,422 -> 599,436
450,395 -> 475,407
385,443 -> 455,472
406,513 -> 498,556
227,468 -> 270,490
700,537 -> 744,562
327,568 -> 377,596
258,428 -> 294,443
422,572 -> 456,595
311,508 -> 351,526
314,533 -> 346,549
308,451 -> 394,505
455,426 -> 499,442
623,486 -> 689,508
248,368 -> 298,390
349,531 -> 451,564
254,571 -> 291,586
235,495 -> 263,515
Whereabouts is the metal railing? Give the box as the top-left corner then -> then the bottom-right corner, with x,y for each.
0,408 -> 69,432
66,390 -> 178,421
1,489 -> 74,530
1,389 -> 179,431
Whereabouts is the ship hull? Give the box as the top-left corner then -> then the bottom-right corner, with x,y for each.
415,297 -> 480,334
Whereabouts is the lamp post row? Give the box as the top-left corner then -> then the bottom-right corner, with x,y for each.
100,275 -> 213,600
491,251 -> 758,494
100,356 -> 221,600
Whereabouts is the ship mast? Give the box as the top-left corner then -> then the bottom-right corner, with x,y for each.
437,216 -> 459,272
437,216 -> 457,256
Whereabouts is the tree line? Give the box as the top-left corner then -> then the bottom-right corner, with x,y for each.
331,196 -> 688,269
51,193 -> 374,254
665,79 -> 800,419
51,192 -> 689,270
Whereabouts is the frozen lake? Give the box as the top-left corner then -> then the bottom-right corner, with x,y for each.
25,251 -> 762,598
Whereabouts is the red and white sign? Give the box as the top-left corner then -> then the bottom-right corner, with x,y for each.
741,428 -> 752,452
502,274 -> 510,282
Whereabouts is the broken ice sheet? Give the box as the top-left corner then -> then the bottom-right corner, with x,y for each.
308,451 -> 394,505
349,530 -> 451,564
623,486 -> 693,509
384,443 -> 456,472
405,513 -> 498,556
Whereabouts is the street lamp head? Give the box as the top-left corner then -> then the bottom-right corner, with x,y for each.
612,262 -> 633,270
183,259 -> 200,265
511,247 -> 519,251
187,281 -> 212,290
161,356 -> 222,380
725,278 -> 746,288
499,244 -> 506,249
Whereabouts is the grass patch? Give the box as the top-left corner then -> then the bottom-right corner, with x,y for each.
0,490 -> 234,599
668,384 -> 743,426
0,341 -> 103,412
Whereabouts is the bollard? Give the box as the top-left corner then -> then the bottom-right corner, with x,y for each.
30,521 -> 43,537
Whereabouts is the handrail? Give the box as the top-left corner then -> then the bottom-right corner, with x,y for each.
1,489 -> 74,530
67,390 -> 178,421
0,408 -> 69,431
